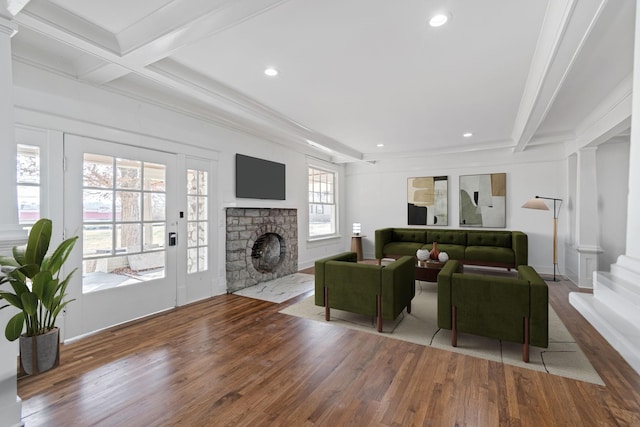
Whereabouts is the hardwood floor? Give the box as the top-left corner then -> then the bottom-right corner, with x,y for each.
17,268 -> 640,426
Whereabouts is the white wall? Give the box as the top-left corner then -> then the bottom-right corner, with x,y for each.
12,61 -> 347,301
345,145 -> 568,276
596,140 -> 630,270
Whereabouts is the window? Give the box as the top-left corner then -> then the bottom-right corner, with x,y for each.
82,153 -> 167,293
186,168 -> 209,273
17,144 -> 41,225
308,166 -> 337,238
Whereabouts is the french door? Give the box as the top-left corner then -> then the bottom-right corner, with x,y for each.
63,134 -> 178,338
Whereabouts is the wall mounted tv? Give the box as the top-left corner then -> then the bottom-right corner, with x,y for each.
235,154 -> 286,200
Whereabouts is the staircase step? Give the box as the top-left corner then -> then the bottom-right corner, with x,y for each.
593,272 -> 640,324
610,261 -> 640,285
570,292 -> 640,376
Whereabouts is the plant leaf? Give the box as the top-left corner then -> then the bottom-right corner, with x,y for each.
24,218 -> 52,272
42,236 -> 78,276
32,271 -> 53,301
5,312 -> 25,341
12,245 -> 26,266
21,292 -> 38,316
0,290 -> 23,309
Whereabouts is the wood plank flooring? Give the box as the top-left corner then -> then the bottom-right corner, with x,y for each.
17,269 -> 640,426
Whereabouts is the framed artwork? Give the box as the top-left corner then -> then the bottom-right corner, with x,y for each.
459,173 -> 506,228
407,176 -> 448,225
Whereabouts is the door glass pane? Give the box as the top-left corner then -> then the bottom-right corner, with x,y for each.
18,186 -> 40,224
143,193 -> 165,221
82,153 -> 167,293
144,162 -> 165,191
187,168 -> 209,274
83,154 -> 113,188
116,158 -> 141,189
83,190 -> 113,222
83,225 -> 113,258
116,192 -> 141,221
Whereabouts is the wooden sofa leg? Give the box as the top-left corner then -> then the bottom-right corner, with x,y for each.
325,287 -> 330,321
407,301 -> 411,314
523,317 -> 530,363
451,305 -> 457,347
377,259 -> 381,265
377,295 -> 382,332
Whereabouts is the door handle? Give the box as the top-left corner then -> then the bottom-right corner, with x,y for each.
168,232 -> 177,246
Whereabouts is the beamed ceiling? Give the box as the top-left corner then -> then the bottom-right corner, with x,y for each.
5,0 -> 636,162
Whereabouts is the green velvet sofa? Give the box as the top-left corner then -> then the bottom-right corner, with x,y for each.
437,260 -> 548,362
314,252 -> 415,332
375,227 -> 528,269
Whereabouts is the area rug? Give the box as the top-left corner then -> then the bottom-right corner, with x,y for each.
233,273 -> 314,303
279,279 -> 604,386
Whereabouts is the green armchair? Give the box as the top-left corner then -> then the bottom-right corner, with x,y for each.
437,260 -> 548,362
314,252 -> 415,332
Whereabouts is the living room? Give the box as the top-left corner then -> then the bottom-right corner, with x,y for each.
1,1 -> 640,425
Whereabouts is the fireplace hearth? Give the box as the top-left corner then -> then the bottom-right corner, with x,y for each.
226,208 -> 298,292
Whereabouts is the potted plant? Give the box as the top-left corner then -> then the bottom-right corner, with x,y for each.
0,218 -> 78,375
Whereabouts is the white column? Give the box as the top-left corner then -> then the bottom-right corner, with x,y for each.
574,147 -> 601,288
0,13 -> 25,427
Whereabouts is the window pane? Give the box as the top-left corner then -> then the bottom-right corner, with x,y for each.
116,192 -> 141,221
18,185 -> 40,224
17,144 -> 40,184
198,171 -> 208,195
83,225 -> 113,258
188,222 -> 197,247
144,193 -> 165,221
199,247 -> 208,271
187,248 -> 198,274
187,169 -> 198,194
198,197 -> 208,220
198,222 -> 208,246
83,154 -> 113,188
116,158 -> 141,189
187,196 -> 197,220
143,162 -> 165,191
144,223 -> 165,250
83,190 -> 113,222
116,223 -> 142,253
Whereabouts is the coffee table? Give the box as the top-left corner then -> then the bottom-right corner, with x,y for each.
415,260 -> 446,282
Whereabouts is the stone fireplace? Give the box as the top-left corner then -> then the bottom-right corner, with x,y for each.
226,208 -> 298,292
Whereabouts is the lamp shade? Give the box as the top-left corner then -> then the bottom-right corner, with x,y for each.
522,198 -> 549,210
352,223 -> 361,235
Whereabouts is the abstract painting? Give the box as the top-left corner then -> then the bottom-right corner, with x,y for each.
407,176 -> 448,225
459,173 -> 506,227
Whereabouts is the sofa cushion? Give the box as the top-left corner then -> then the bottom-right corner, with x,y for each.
466,231 -> 512,248
392,229 -> 426,243
421,243 -> 465,260
426,230 -> 467,246
465,246 -> 514,265
384,242 -> 423,257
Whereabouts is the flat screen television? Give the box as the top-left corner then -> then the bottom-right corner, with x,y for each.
235,154 -> 286,200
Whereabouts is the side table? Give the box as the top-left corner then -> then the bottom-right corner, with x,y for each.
350,235 -> 366,261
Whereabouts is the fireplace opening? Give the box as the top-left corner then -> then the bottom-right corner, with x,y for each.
251,233 -> 285,273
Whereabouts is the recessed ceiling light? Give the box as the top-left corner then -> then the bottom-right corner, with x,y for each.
429,13 -> 450,27
264,67 -> 279,77
377,143 -> 385,147
463,132 -> 473,138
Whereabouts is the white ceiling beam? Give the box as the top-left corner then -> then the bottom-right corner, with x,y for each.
511,0 -> 611,153
13,0 -> 365,163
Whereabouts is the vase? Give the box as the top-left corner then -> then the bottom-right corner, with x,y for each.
429,242 -> 440,260
19,327 -> 60,375
416,248 -> 430,261
438,252 -> 449,262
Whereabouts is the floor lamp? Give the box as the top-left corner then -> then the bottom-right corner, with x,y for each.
522,196 -> 563,281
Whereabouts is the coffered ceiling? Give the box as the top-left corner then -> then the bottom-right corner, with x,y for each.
7,0 -> 636,162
